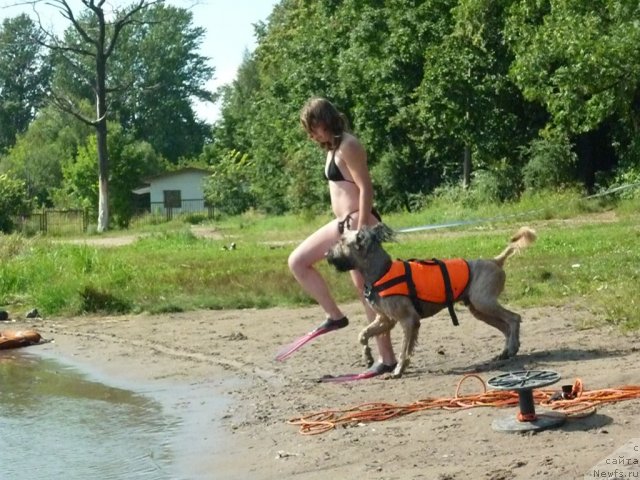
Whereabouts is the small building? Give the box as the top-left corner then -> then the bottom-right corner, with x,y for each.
132,167 -> 212,216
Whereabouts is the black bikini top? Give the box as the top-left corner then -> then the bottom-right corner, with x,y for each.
325,137 -> 355,184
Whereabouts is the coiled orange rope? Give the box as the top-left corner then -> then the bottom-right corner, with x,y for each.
287,375 -> 640,435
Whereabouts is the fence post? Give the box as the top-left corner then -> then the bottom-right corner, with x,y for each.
41,207 -> 47,233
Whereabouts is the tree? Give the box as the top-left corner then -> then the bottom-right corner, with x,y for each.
108,128 -> 167,227
211,0 -> 639,213
0,14 -> 50,153
33,0 -> 157,232
0,105 -> 92,205
0,173 -> 30,233
243,0 -> 335,214
203,150 -> 254,216
397,0 -> 545,202
108,4 -> 215,162
334,0 -> 456,209
505,0 -> 640,188
211,49 -> 260,158
58,122 -> 166,227
507,0 -> 640,134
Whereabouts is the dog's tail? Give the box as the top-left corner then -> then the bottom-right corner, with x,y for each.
493,227 -> 537,268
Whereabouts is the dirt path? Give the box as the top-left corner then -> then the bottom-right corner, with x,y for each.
9,301 -> 639,480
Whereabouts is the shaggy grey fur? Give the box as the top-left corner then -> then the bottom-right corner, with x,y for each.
326,224 -> 536,378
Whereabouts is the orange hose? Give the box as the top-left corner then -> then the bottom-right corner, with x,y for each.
287,375 -> 640,435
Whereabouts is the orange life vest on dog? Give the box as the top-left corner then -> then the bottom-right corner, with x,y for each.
367,259 -> 470,325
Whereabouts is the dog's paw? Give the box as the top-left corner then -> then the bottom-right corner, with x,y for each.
389,363 -> 406,379
362,346 -> 374,367
494,350 -> 511,361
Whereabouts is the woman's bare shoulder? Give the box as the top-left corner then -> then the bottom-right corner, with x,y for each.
339,133 -> 366,159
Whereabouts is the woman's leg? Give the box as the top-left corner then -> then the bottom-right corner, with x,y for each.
288,220 -> 344,320
347,211 -> 397,366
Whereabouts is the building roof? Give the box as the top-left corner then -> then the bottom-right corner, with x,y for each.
132,168 -> 212,194
143,167 -> 212,183
132,186 -> 151,195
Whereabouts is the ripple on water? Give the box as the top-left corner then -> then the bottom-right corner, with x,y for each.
0,352 -> 181,480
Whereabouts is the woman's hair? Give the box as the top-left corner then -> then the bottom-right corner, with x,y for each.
300,97 -> 350,136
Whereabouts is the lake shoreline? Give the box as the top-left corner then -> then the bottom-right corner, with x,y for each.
7,302 -> 640,480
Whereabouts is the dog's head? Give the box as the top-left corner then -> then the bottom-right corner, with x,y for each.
326,223 -> 395,272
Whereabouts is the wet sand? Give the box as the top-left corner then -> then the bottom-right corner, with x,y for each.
7,302 -> 640,480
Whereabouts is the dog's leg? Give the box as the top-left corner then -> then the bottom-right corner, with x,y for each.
390,311 -> 421,378
468,302 -> 521,359
468,304 -> 511,358
499,305 -> 521,357
466,261 -> 521,360
358,314 -> 395,367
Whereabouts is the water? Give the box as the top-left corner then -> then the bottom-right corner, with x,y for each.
0,351 -> 230,480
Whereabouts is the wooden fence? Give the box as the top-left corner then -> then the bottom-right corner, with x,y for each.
13,199 -> 214,235
16,209 -> 88,235
130,199 -> 214,227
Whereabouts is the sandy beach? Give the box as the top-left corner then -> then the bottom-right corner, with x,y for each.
7,301 -> 640,479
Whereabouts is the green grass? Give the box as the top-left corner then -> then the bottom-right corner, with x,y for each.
1,192 -> 639,331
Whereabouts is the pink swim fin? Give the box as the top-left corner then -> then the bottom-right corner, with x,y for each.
319,362 -> 398,383
275,317 -> 348,361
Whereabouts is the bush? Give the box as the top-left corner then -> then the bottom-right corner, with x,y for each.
607,168 -> 640,200
182,212 -> 210,224
422,160 -> 522,212
0,174 -> 30,233
521,130 -> 577,190
203,150 -> 255,216
284,144 -> 327,215
469,159 -> 522,203
80,285 -> 131,314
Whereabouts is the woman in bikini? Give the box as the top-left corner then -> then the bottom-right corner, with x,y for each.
287,97 -> 397,375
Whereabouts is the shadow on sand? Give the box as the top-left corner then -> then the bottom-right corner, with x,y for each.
431,346 -> 631,376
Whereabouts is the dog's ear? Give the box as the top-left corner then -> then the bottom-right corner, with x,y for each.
354,229 -> 368,249
370,223 -> 395,243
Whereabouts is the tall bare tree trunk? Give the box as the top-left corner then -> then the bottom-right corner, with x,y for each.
95,48 -> 109,232
96,120 -> 109,232
34,0 -> 152,233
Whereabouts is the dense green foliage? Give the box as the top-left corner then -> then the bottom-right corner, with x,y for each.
0,15 -> 50,153
202,150 -> 254,216
106,4 -> 215,162
212,0 -> 639,214
0,174 -> 30,233
1,1 -> 639,224
0,2 -> 215,229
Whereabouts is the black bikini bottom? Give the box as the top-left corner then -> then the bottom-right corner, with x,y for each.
338,208 -> 382,234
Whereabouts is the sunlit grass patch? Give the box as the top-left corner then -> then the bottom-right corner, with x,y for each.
0,193 -> 638,331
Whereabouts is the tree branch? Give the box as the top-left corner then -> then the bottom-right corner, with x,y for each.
47,90 -> 104,126
105,0 -> 160,58
48,0 -> 99,48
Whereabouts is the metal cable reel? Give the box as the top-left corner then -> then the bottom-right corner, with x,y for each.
487,370 -> 567,433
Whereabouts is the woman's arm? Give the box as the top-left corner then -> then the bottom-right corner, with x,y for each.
341,136 -> 374,230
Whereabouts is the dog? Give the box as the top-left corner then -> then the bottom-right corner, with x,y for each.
326,223 -> 536,378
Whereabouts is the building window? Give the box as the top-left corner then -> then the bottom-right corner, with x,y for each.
163,190 -> 181,208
